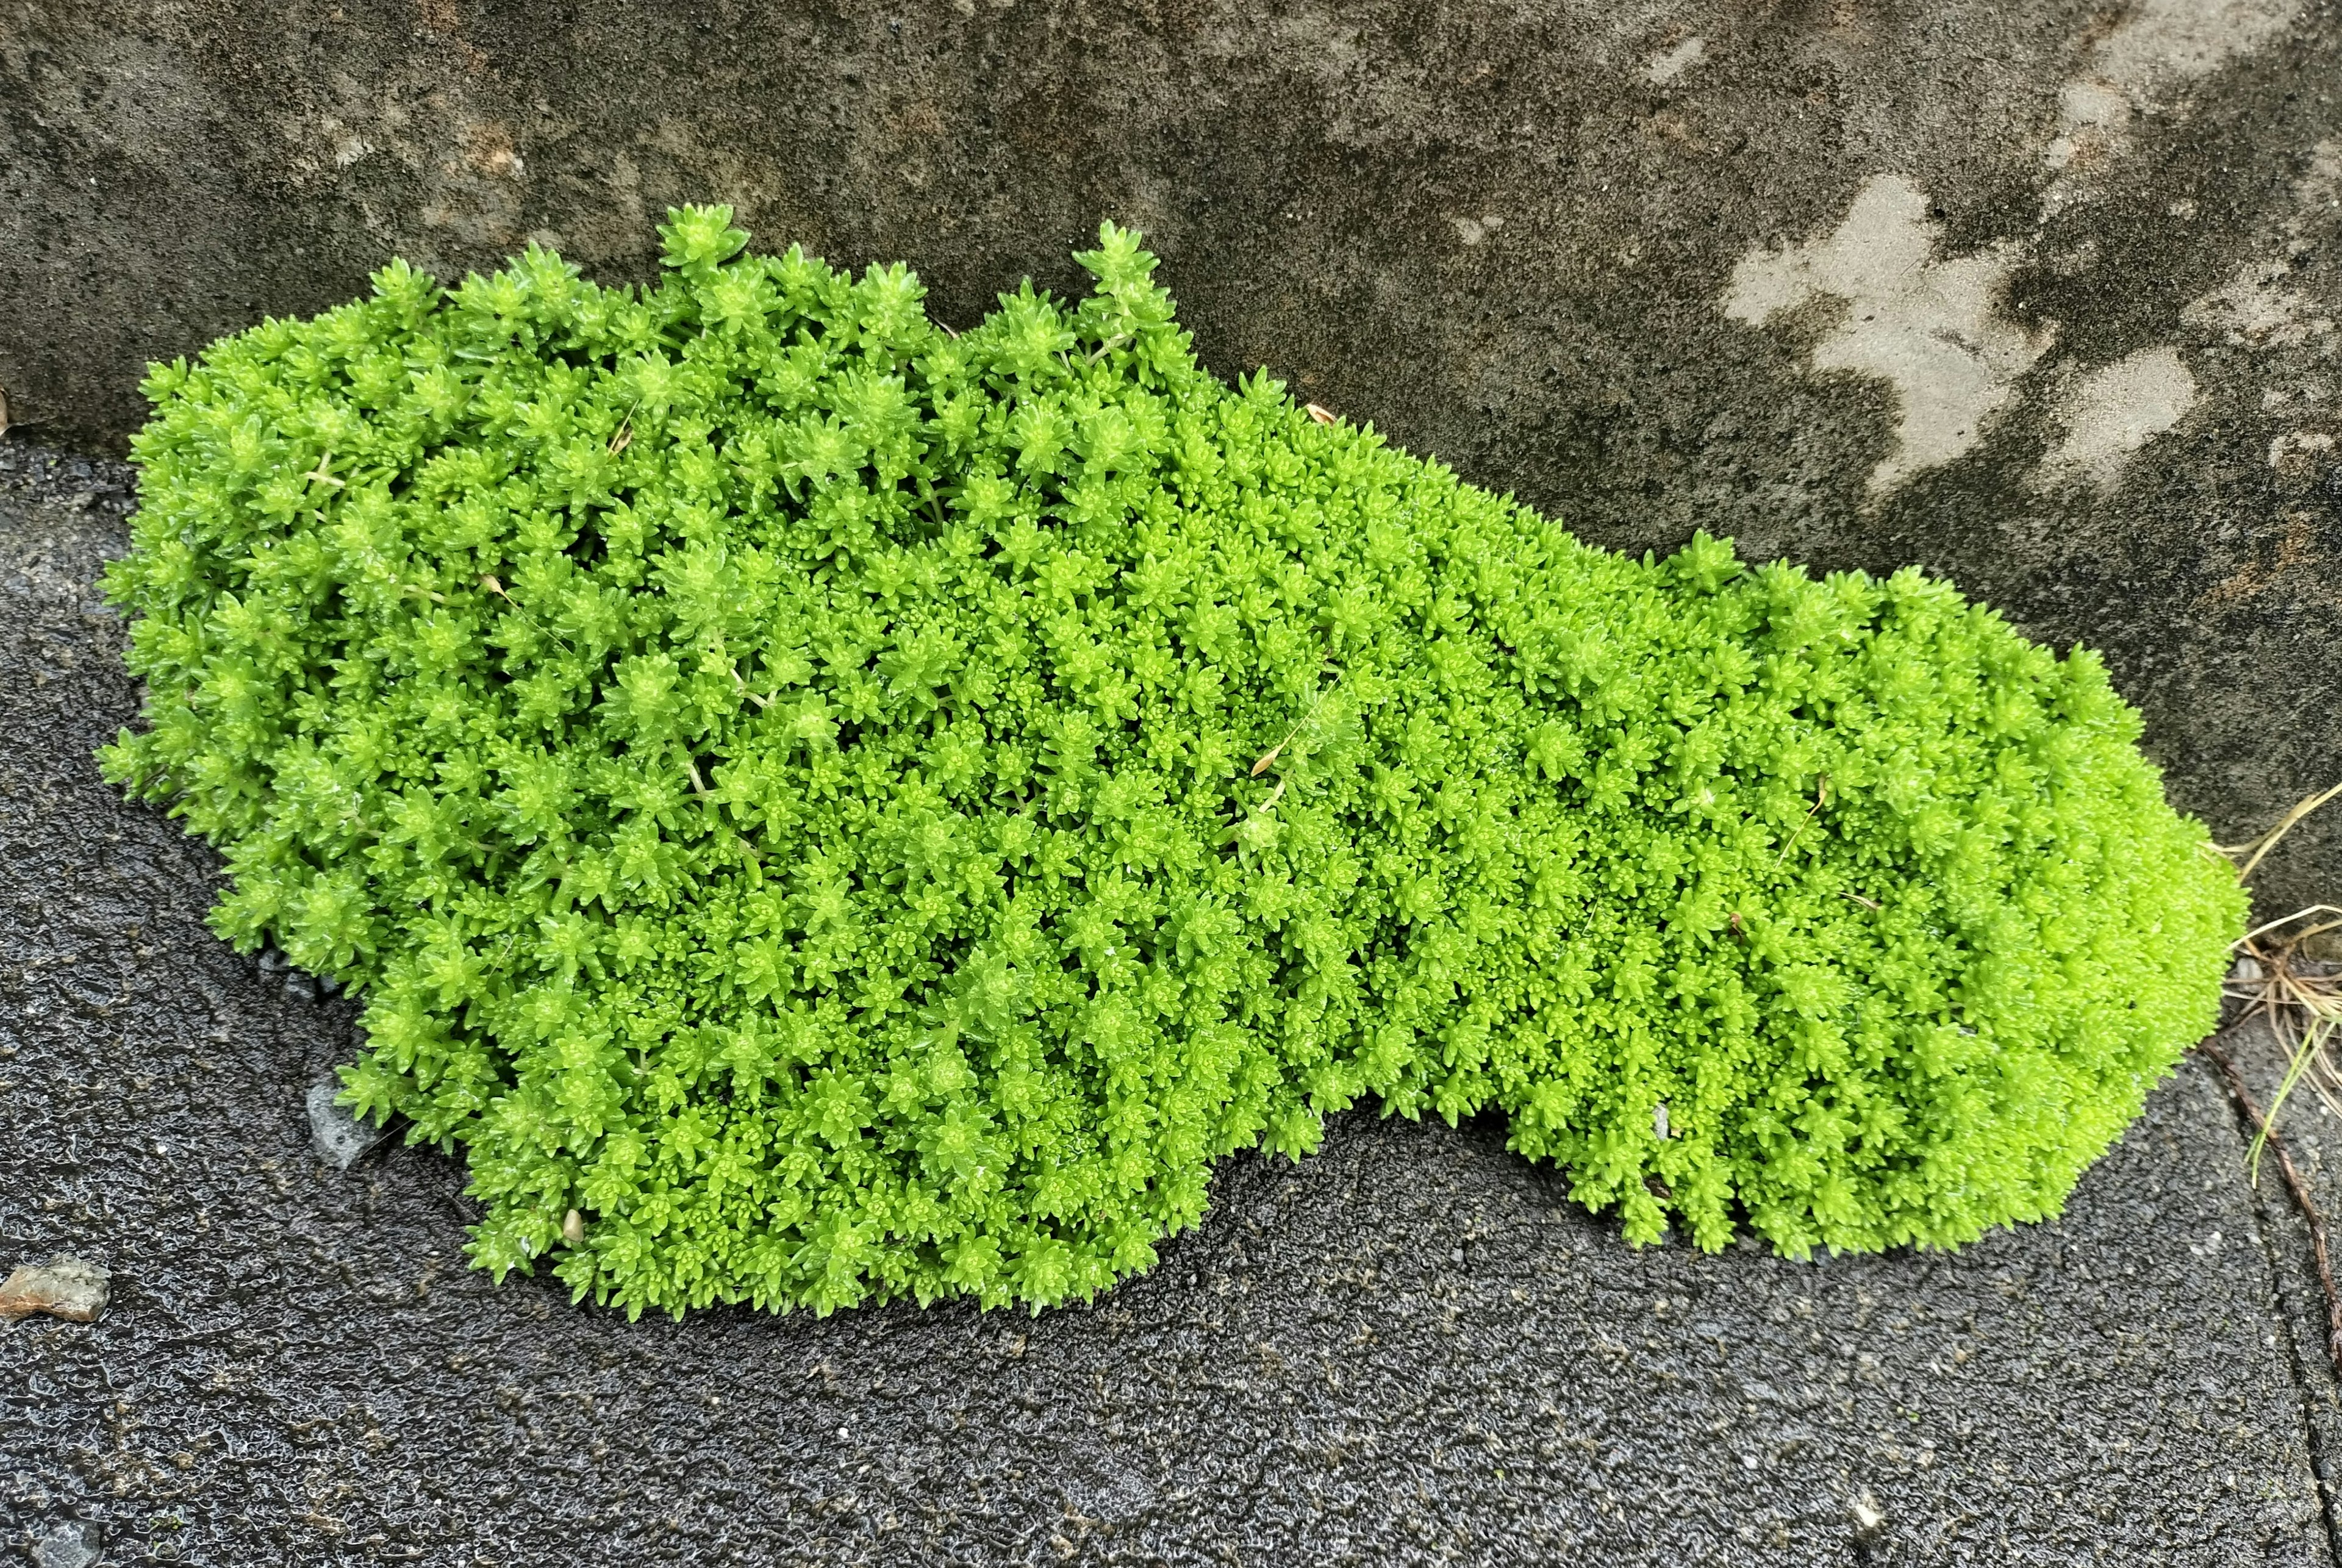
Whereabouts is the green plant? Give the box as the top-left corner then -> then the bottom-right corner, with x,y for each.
101,207 -> 2246,1318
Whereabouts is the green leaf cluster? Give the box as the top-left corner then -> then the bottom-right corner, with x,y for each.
101,208 -> 2244,1317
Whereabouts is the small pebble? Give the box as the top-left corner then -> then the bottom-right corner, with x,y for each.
307,1077 -> 393,1171
1852,1491 -> 1886,1539
0,1257 -> 110,1324
32,1521 -> 102,1568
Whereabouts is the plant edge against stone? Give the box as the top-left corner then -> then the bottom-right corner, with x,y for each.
99,207 -> 2247,1318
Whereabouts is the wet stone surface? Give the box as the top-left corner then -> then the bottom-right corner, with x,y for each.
2,447 -> 2336,1561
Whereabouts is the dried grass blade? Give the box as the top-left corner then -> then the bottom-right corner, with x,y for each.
2251,1014 -> 2335,1184
2236,780 -> 2342,881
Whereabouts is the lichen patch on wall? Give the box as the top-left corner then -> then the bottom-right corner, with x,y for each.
2040,0 -> 2301,213
1644,37 -> 1706,85
1719,30 -> 2317,502
1722,174 -> 2049,495
2034,347 -> 2200,492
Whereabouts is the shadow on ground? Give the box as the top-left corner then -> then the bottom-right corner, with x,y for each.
2,443 -> 2332,1565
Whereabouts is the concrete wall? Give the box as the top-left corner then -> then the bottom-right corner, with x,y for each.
4,0 -> 2338,914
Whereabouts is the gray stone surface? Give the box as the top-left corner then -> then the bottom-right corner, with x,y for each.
2,444 -> 2335,1564
3,0 -> 2340,915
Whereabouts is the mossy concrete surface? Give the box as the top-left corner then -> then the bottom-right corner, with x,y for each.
2,0 -> 2340,915
1,442 -> 2337,1564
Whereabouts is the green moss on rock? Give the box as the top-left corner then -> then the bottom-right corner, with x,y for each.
100,207 -> 2244,1317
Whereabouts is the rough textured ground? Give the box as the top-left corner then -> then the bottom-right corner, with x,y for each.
4,0 -> 2340,916
5,443 -> 2339,1562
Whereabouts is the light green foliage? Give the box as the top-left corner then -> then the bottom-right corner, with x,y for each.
102,207 -> 2245,1317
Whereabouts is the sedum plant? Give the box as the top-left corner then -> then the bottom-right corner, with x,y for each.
101,207 -> 2244,1318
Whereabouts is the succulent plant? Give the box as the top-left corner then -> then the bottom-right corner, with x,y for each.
101,208 -> 2243,1317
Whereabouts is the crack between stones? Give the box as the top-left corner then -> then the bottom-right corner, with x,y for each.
2205,1049 -> 2342,1566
